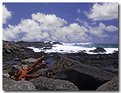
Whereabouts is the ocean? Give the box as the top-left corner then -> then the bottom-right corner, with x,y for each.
62,43 -> 118,48
28,42 -> 118,54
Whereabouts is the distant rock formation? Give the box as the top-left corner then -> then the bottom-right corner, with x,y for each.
90,47 -> 106,53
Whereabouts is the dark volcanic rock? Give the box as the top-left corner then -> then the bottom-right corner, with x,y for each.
62,52 -> 118,74
3,58 -> 22,75
3,41 -> 46,63
16,41 -> 53,48
51,41 -> 62,45
96,76 -> 119,91
30,77 -> 78,90
90,47 -> 106,53
46,56 -> 116,90
3,76 -> 36,91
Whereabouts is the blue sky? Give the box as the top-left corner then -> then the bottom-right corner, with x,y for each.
3,3 -> 118,44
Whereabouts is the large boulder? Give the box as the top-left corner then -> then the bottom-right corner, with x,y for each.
3,76 -> 36,91
46,56 -> 116,90
96,76 -> 119,91
30,77 -> 78,90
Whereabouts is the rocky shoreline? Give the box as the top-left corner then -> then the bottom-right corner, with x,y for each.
3,41 -> 119,91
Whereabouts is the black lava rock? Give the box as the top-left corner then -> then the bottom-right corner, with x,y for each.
90,47 -> 106,53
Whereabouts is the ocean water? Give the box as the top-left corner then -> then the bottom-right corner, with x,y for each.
61,42 -> 118,48
28,42 -> 118,54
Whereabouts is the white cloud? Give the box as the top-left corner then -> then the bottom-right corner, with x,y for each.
76,18 -> 118,37
54,23 -> 89,42
77,8 -> 81,14
85,3 -> 118,21
32,13 -> 67,30
106,25 -> 118,32
3,13 -> 90,42
3,5 -> 12,24
86,22 -> 118,37
3,12 -> 118,43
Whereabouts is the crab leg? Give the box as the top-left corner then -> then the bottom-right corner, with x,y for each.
26,56 -> 45,72
14,56 -> 46,80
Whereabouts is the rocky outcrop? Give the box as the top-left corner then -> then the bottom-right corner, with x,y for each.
89,47 -> 106,53
16,41 -> 53,48
3,76 -> 36,91
96,76 -> 119,91
46,56 -> 116,90
3,41 -> 119,91
30,77 -> 78,90
3,41 -> 46,63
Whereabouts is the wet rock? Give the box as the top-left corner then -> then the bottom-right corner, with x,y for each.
42,47 -> 52,50
46,56 -> 115,90
96,76 -> 119,91
22,58 -> 37,64
3,76 -> 36,91
90,47 -> 106,53
30,77 -> 78,90
51,41 -> 62,45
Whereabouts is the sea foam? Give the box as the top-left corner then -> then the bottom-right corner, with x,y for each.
28,43 -> 118,54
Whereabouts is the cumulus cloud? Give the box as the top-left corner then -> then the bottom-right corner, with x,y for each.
3,12 -> 118,43
85,3 -> 118,21
76,18 -> 118,37
3,5 -> 12,24
54,23 -> 89,42
87,23 -> 118,37
77,8 -> 81,14
3,13 -> 90,42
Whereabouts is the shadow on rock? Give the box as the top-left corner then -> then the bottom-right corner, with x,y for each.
46,56 -> 116,90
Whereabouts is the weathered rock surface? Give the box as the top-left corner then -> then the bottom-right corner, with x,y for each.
96,76 -> 119,91
30,77 -> 79,90
3,76 -> 36,91
46,56 -> 116,90
21,58 -> 37,65
62,52 -> 118,74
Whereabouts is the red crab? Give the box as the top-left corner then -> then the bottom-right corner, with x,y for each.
14,56 -> 46,81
